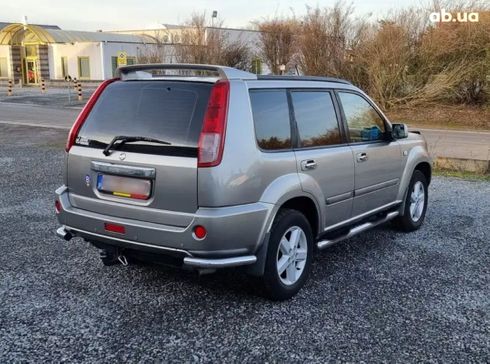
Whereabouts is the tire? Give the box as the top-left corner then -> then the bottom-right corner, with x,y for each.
261,208 -> 314,301
394,170 -> 428,232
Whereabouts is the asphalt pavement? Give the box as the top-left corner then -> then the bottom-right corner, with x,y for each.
0,124 -> 489,362
0,103 -> 79,129
419,128 -> 490,161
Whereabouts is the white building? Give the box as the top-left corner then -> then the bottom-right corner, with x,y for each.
0,22 -> 266,86
102,24 -> 267,73
0,22 -> 157,85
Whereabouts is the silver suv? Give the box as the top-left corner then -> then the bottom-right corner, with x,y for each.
55,64 -> 431,300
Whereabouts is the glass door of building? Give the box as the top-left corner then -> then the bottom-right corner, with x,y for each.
25,58 -> 38,84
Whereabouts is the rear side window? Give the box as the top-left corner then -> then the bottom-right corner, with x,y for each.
250,90 -> 291,150
291,91 -> 342,147
77,81 -> 211,150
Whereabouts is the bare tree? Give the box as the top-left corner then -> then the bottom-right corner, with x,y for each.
355,20 -> 413,107
297,3 -> 354,77
174,13 -> 213,64
173,12 -> 251,69
136,30 -> 171,64
221,41 -> 251,70
257,18 -> 299,74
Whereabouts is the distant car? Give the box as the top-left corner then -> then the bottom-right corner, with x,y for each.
55,64 -> 431,300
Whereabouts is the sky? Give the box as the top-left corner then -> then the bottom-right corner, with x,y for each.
2,0 -> 423,31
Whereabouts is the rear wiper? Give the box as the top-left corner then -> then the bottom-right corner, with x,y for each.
103,135 -> 172,156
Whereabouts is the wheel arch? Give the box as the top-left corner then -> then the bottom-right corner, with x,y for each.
248,192 -> 322,277
397,145 -> 431,202
414,161 -> 432,185
279,196 -> 320,239
398,154 -> 432,216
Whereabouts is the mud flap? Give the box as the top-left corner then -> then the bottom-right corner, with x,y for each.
246,232 -> 270,277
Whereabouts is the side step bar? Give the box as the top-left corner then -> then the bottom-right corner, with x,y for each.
317,211 -> 399,250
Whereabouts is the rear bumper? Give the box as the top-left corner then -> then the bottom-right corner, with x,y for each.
57,225 -> 257,268
55,185 -> 273,268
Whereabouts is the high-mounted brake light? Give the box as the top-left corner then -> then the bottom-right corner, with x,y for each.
65,78 -> 119,152
198,80 -> 230,167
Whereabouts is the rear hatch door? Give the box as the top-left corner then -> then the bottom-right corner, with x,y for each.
66,80 -> 212,224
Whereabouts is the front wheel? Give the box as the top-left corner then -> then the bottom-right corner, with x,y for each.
394,170 -> 428,232
261,209 -> 314,301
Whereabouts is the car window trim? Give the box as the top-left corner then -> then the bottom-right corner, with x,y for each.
334,89 -> 393,145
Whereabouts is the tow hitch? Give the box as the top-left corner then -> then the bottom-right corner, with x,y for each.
117,255 -> 129,266
98,246 -> 130,267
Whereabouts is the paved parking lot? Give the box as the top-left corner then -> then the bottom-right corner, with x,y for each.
0,124 -> 489,362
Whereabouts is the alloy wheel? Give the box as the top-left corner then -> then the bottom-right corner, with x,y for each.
276,226 -> 308,286
410,181 -> 425,222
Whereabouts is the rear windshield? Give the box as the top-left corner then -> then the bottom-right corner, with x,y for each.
76,80 -> 212,153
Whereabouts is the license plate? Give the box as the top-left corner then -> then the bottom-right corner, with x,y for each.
97,174 -> 151,200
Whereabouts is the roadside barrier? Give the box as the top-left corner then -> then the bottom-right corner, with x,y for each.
77,81 -> 82,101
7,79 -> 12,96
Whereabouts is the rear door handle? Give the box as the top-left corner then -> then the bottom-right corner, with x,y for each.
301,160 -> 317,170
356,152 -> 368,162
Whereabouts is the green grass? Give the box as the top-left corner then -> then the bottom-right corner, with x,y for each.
433,168 -> 490,182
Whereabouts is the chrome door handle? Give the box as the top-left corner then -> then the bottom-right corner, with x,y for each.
301,160 -> 317,170
356,152 -> 368,162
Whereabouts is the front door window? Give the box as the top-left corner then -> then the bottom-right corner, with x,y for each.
338,92 -> 387,142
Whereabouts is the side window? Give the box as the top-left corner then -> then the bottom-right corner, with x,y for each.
338,92 -> 386,142
250,90 -> 291,150
291,91 -> 342,147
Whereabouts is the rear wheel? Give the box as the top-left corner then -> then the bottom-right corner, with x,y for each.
394,170 -> 428,231
262,209 -> 313,301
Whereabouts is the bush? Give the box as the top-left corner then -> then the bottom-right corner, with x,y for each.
256,1 -> 490,108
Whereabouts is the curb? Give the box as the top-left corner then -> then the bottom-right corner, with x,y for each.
434,157 -> 489,175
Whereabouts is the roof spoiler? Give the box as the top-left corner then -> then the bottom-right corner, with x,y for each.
116,63 -> 257,81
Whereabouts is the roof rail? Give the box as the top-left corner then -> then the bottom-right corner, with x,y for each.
116,63 -> 257,81
257,75 -> 351,85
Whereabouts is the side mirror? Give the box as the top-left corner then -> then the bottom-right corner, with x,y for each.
392,123 -> 409,139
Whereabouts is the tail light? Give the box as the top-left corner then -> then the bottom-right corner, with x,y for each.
65,78 -> 119,152
197,80 -> 230,167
